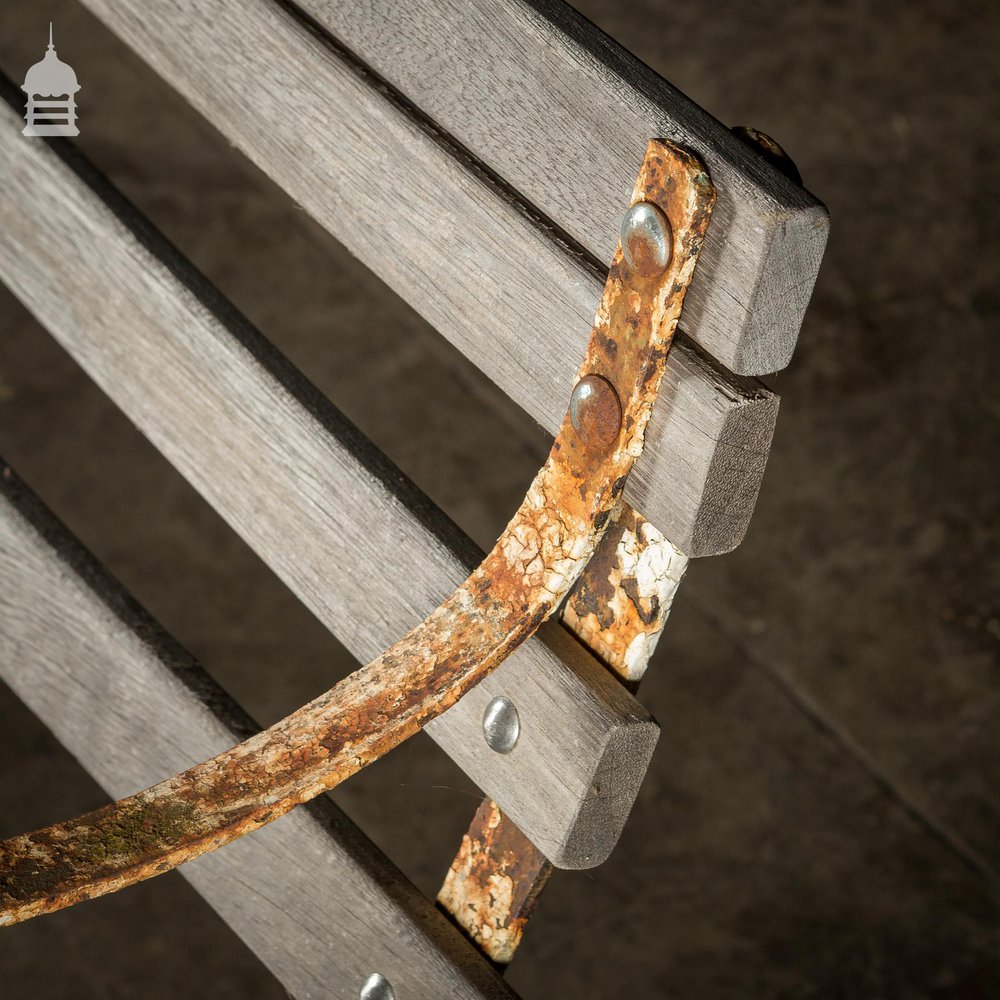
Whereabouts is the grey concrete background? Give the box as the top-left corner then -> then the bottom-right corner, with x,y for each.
0,0 -> 998,996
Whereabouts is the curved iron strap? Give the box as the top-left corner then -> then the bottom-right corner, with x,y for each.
0,140 -> 714,925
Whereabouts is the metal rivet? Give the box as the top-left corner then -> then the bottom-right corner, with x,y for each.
360,972 -> 395,1000
731,125 -> 802,185
570,374 -> 621,449
620,201 -> 672,276
482,696 -> 519,754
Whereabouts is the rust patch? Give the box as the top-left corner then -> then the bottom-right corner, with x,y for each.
0,139 -> 714,926
563,504 -> 688,683
437,800 -> 551,966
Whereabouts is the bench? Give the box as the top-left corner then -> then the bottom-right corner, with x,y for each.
0,1 -> 827,995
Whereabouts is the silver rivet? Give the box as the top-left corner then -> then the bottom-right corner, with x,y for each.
360,972 -> 395,1000
482,696 -> 519,754
620,202 -> 672,276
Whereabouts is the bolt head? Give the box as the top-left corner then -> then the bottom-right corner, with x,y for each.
570,374 -> 621,449
731,125 -> 802,185
360,973 -> 395,1000
483,696 -> 520,754
620,201 -> 672,276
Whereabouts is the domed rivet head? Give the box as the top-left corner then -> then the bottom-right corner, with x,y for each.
483,696 -> 520,754
620,202 -> 673,276
731,125 -> 802,185
360,973 -> 395,1000
570,374 -> 622,449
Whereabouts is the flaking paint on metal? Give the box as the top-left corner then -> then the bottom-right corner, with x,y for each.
563,505 -> 688,682
437,799 -> 552,966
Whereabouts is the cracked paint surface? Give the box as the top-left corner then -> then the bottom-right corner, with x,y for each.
0,140 -> 714,926
563,503 -> 688,682
437,799 -> 552,966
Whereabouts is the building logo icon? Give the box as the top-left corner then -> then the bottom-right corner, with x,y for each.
22,23 -> 81,137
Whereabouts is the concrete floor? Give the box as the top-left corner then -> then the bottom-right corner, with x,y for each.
0,0 -> 997,997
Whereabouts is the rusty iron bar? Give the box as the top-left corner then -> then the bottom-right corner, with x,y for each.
437,799 -> 553,966
563,503 -> 688,686
436,506 -> 689,965
0,139 -> 714,927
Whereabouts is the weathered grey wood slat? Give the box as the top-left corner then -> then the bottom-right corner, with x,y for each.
0,94 -> 657,869
300,0 -> 829,377
0,466 -> 515,1000
80,0 -> 779,557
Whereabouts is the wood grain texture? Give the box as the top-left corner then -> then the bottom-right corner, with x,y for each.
288,0 -> 829,377
78,0 -> 779,556
0,466 -> 515,999
0,94 -> 657,869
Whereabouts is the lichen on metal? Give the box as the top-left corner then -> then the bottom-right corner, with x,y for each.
0,139 -> 714,926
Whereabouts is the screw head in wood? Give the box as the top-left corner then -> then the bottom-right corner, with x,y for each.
360,973 -> 395,1000
620,201 -> 673,276
483,696 -> 520,754
570,374 -> 621,449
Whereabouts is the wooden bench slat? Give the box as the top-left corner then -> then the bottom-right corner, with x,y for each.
79,0 -> 779,556
300,0 -> 829,377
0,93 -> 657,869
0,466 -> 515,1000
